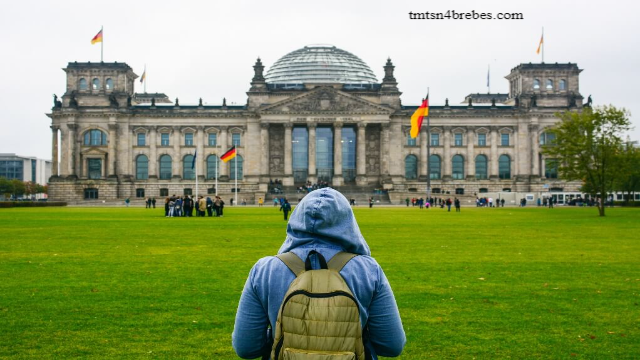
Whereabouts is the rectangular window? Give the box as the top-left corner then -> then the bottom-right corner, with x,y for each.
136,188 -> 145,198
407,134 -> 417,147
430,133 -> 439,146
208,133 -> 217,146
501,133 -> 510,146
185,133 -> 194,146
137,133 -> 146,146
159,188 -> 169,197
478,134 -> 486,146
84,188 -> 99,199
232,133 -> 241,146
161,133 -> 170,146
88,159 -> 102,179
207,187 -> 216,195
183,188 -> 192,196
31,159 -> 36,182
454,133 -> 463,146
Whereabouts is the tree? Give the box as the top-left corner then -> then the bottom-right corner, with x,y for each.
543,106 -> 631,216
615,140 -> 640,204
0,177 -> 13,199
10,179 -> 25,199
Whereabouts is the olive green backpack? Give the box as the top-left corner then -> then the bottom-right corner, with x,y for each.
271,250 -> 365,360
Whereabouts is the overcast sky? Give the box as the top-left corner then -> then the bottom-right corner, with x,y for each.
1,0 -> 638,160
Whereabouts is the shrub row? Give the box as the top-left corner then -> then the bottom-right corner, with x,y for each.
0,201 -> 67,208
612,201 -> 640,207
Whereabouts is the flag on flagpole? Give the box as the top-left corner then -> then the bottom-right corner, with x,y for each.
191,149 -> 197,169
140,68 -> 146,84
220,146 -> 236,163
410,95 -> 429,138
487,65 -> 490,88
91,29 -> 103,44
536,32 -> 544,54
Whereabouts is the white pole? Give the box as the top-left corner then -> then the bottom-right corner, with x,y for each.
195,150 -> 198,199
235,153 -> 238,206
101,26 -> 104,62
215,157 -> 218,196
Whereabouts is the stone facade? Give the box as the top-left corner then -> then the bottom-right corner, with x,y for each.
47,58 -> 585,203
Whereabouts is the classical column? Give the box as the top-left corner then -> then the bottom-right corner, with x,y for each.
380,123 -> 390,177
333,122 -> 343,185
443,126 -> 451,180
530,125 -> 540,177
490,126 -> 499,179
517,122 -> 530,180
308,122 -> 317,177
172,126 -> 181,178
260,123 -> 270,177
419,130 -> 428,178
51,126 -> 59,177
284,124 -> 292,176
356,123 -> 366,176
149,126 -> 157,178
219,126 -> 228,178
197,126 -> 205,179
466,126 -> 475,179
68,123 -> 77,177
108,123 -> 117,177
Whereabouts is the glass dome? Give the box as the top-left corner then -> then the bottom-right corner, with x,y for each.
265,45 -> 378,85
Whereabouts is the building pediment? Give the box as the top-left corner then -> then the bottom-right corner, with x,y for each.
260,87 -> 392,114
80,147 -> 108,156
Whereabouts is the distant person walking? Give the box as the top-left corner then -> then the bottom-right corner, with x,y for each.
446,198 -> 452,212
125,198 -> 130,208
258,197 -> 263,207
280,199 -> 291,220
454,198 -> 461,212
151,198 -> 156,209
369,197 -> 374,208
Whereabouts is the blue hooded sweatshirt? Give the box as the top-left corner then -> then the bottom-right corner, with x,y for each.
232,188 -> 406,359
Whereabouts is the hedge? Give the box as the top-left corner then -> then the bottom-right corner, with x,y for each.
0,201 -> 67,208
613,201 -> 640,207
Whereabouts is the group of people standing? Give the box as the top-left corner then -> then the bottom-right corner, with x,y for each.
164,195 -> 225,217
476,197 -> 505,207
404,197 -> 461,212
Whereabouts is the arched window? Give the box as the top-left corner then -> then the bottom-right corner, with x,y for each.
83,129 -> 107,146
559,79 -> 567,90
78,78 -> 87,90
499,155 -> 511,179
136,155 -> 148,180
105,78 -> 113,90
183,155 -> 195,180
429,154 -> 441,180
546,79 -> 553,90
159,155 -> 172,180
230,155 -> 243,180
405,155 -> 418,180
533,79 -> 540,89
92,78 -> 100,90
207,155 -> 219,179
475,155 -> 488,180
452,155 -> 464,180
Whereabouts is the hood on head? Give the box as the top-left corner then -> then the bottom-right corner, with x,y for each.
278,188 -> 371,256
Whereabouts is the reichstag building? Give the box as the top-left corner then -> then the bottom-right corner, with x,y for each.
47,45 -> 584,203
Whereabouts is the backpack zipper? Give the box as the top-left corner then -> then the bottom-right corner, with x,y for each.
274,290 -> 359,360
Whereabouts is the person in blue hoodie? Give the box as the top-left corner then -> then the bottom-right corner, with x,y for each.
232,188 -> 406,359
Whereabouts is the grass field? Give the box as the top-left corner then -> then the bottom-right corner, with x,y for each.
0,206 -> 639,359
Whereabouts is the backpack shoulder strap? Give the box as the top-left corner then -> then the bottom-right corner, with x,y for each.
327,251 -> 358,272
275,252 -> 305,277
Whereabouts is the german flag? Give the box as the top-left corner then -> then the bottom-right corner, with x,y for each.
220,146 -> 236,163
91,29 -> 103,45
410,95 -> 429,138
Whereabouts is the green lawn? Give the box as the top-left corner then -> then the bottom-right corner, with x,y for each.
0,206 -> 639,359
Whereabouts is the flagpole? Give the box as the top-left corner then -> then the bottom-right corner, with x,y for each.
144,64 -> 147,93
234,151 -> 238,206
215,157 -> 218,196
426,88 -> 431,203
195,149 -> 198,199
101,26 -> 103,62
487,64 -> 490,93
542,27 -> 545,63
